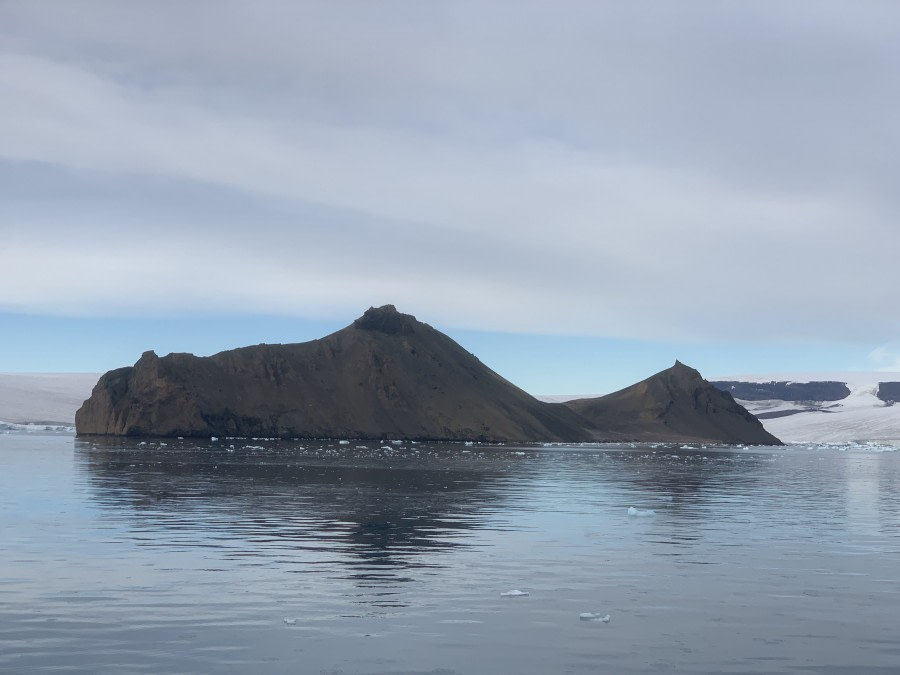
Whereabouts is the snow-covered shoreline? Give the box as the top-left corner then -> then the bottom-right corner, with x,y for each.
713,371 -> 900,444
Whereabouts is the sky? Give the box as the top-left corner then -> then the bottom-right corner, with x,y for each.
1,1 -> 899,394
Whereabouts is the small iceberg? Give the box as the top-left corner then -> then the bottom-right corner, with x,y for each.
283,617 -> 297,625
627,507 -> 656,518
579,612 -> 610,623
500,590 -> 529,597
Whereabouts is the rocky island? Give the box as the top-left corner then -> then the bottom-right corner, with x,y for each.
76,305 -> 780,444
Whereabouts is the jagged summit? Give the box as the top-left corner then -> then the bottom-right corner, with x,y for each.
353,305 -> 420,335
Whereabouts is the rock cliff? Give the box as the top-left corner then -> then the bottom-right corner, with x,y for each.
76,306 -> 590,442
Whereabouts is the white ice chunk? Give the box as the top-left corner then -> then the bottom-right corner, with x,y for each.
283,617 -> 297,625
579,612 -> 610,622
210,436 -> 218,441
500,589 -> 529,597
338,440 -> 350,445
627,507 -> 656,517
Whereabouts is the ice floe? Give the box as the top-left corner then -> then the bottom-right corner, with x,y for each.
499,589 -> 529,597
579,612 -> 610,622
627,507 -> 656,518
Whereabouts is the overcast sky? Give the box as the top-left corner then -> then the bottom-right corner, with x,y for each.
1,1 -> 899,392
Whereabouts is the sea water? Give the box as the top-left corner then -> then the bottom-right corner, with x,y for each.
0,433 -> 898,674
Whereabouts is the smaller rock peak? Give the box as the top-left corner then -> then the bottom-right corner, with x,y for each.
666,360 -> 702,380
353,305 -> 418,334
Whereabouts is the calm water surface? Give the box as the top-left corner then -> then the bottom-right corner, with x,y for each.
1,433 -> 898,674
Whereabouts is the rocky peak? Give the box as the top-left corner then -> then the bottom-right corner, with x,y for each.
353,305 -> 419,335
668,360 -> 702,380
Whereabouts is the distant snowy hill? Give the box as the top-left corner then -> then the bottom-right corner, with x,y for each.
712,372 -> 900,443
0,373 -> 99,426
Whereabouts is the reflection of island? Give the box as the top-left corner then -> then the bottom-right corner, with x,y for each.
74,438 -> 799,590
74,438 -> 518,591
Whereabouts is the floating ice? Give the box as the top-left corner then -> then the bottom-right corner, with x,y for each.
627,507 -> 656,518
210,436 -> 218,441
283,617 -> 297,625
338,440 -> 350,445
500,590 -> 529,597
579,613 -> 610,622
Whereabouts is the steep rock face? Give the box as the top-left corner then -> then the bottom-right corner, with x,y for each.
76,305 -> 591,442
566,361 -> 782,444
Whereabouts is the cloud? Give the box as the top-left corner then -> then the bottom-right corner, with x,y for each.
1,1 -> 898,343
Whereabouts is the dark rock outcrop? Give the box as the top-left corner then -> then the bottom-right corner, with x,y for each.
76,305 -> 591,443
877,382 -> 900,404
76,307 -> 781,445
712,380 -> 850,402
565,361 -> 782,444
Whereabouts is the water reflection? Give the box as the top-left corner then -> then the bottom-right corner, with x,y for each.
74,438 -> 519,589
73,440 -> 794,570
72,438 -> 900,589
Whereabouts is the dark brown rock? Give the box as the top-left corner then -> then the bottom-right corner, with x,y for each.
76,305 -> 591,442
76,307 -> 781,445
566,361 -> 782,445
